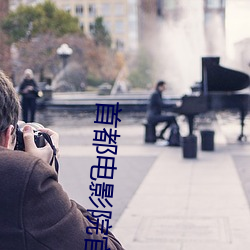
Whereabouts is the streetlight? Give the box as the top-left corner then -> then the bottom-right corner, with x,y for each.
56,43 -> 73,68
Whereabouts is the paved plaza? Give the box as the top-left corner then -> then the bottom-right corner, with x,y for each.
37,110 -> 250,250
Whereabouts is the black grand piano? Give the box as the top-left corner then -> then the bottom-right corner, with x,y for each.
175,57 -> 250,141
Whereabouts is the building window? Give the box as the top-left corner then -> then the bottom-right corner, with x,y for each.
64,5 -> 71,13
102,3 -> 111,16
164,0 -> 177,10
115,3 -> 125,16
116,39 -> 124,51
80,22 -> 84,32
76,5 -> 84,16
205,0 -> 225,9
115,20 -> 124,33
103,20 -> 112,32
128,3 -> 137,16
128,20 -> 136,32
89,4 -> 97,17
89,22 -> 95,33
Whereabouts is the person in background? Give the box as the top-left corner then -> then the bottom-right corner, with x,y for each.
0,70 -> 124,249
147,80 -> 178,140
19,69 -> 39,123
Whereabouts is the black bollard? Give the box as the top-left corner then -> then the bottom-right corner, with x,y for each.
182,135 -> 197,159
200,130 -> 215,151
144,122 -> 156,143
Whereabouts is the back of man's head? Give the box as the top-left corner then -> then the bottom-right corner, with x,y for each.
156,80 -> 166,90
0,71 -> 20,144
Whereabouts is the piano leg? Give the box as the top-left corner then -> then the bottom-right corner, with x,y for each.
187,115 -> 195,135
238,109 -> 247,142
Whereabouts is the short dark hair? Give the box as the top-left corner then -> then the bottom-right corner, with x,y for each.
156,80 -> 166,90
0,71 -> 20,142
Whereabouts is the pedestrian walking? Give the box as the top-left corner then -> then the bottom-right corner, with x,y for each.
19,69 -> 39,122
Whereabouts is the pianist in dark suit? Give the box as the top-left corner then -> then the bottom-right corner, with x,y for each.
146,80 -> 178,140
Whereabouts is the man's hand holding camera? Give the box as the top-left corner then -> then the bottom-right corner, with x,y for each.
22,125 -> 59,167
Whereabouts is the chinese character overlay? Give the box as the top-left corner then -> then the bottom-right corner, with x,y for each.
86,102 -> 121,240
94,103 -> 122,128
84,237 -> 110,250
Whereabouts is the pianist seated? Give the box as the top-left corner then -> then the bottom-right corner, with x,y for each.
146,80 -> 178,140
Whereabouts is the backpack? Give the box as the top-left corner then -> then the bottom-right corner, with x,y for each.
168,124 -> 181,146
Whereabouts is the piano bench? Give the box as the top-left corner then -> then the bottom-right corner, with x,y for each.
142,121 -> 156,143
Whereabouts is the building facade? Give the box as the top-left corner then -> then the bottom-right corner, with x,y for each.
10,0 -> 138,51
53,0 -> 139,51
137,0 -> 157,42
138,0 -> 226,55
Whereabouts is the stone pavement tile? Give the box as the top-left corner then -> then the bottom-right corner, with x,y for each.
182,242 -> 250,250
186,207 -> 250,218
229,145 -> 250,155
126,194 -> 189,213
229,216 -> 250,236
136,182 -> 191,196
116,214 -> 250,250
115,145 -> 166,156
111,215 -> 143,247
187,194 -> 249,212
117,240 -> 182,250
123,242 -> 182,250
60,145 -> 95,156
233,154 -> 250,208
189,184 -> 244,195
190,165 -> 241,185
60,145 -> 165,157
113,216 -> 183,250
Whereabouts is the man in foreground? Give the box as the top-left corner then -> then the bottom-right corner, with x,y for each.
0,70 -> 124,249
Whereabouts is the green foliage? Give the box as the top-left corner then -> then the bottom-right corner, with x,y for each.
91,17 -> 111,47
128,50 -> 153,89
86,73 -> 104,87
1,0 -> 80,42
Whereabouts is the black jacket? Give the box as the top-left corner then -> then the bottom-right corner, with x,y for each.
0,147 -> 124,250
147,90 -> 165,118
19,79 -> 38,99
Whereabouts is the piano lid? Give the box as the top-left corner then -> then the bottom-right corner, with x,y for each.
201,57 -> 250,92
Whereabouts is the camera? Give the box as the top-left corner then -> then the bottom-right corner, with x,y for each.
14,122 -> 46,151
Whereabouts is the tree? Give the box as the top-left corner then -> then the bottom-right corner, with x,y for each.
91,17 -> 112,47
1,0 -> 80,43
13,33 -> 121,90
128,49 -> 153,89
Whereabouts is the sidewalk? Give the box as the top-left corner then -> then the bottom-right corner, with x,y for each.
50,111 -> 250,249
113,120 -> 250,249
